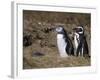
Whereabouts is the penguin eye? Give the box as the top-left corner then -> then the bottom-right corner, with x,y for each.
76,28 -> 83,32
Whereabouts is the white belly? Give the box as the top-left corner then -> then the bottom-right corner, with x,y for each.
57,34 -> 68,57
74,33 -> 79,55
74,35 -> 78,49
74,33 -> 81,56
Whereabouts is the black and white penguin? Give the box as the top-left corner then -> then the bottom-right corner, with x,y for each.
73,26 -> 89,57
55,26 -> 74,57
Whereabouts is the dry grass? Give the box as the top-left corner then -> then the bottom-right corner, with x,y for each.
23,43 -> 90,69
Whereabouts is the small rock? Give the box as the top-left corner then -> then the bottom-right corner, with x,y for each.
32,52 -> 44,56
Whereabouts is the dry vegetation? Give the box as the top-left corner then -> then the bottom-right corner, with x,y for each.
23,10 -> 91,69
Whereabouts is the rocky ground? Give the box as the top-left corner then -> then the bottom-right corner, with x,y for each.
23,10 -> 91,69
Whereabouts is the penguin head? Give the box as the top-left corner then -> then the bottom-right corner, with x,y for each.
73,26 -> 84,35
55,26 -> 65,34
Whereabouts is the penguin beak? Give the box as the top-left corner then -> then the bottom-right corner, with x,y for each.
50,27 -> 56,32
47,27 -> 55,32
51,27 -> 56,31
72,28 -> 77,32
72,28 -> 77,31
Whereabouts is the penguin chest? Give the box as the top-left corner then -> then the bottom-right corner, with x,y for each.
57,34 -> 68,57
74,33 -> 79,55
74,33 -> 79,49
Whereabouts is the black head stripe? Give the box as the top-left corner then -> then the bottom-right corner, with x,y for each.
76,28 -> 83,32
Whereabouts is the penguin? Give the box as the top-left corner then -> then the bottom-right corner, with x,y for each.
73,26 -> 89,57
54,26 -> 74,57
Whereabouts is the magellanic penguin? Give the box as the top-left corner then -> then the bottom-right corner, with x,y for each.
73,26 -> 89,57
55,26 -> 74,57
